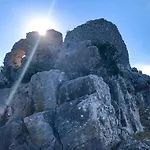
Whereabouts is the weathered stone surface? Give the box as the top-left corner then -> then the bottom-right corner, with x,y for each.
24,111 -> 55,148
117,139 -> 150,150
0,121 -> 27,150
109,76 -> 143,134
0,88 -> 10,125
56,40 -> 129,80
55,75 -> 119,149
64,18 -> 130,70
135,89 -> 150,139
3,30 -> 63,83
56,40 -> 101,79
29,70 -> 68,112
0,88 -> 10,107
8,83 -> 32,123
58,75 -> 99,105
0,72 -> 9,88
1,18 -> 150,150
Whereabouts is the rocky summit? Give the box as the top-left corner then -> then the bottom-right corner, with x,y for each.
0,18 -> 150,150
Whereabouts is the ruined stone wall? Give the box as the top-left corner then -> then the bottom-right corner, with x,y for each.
2,29 -> 63,84
4,29 -> 62,69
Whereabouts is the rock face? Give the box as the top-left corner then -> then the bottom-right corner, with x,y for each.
24,111 -> 55,148
55,75 -> 120,149
0,18 -> 150,150
55,40 -> 101,79
7,84 -> 32,124
2,29 -> 63,84
64,19 -> 130,70
28,70 -> 68,112
0,72 -> 9,88
56,19 -> 131,79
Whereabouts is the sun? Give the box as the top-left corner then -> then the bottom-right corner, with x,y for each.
27,17 -> 54,36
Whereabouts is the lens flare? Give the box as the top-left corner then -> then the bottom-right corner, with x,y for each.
7,37 -> 40,106
0,37 -> 40,116
27,18 -> 54,36
0,0 -> 56,116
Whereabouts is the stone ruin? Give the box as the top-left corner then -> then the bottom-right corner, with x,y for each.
2,29 -> 63,84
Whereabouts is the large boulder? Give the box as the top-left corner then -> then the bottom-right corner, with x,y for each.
4,30 -> 62,69
55,75 -> 120,149
56,40 -> 129,80
64,18 -> 130,70
0,88 -> 10,109
117,139 -> 150,150
56,40 -> 101,79
1,70 -> 68,125
24,111 -> 55,148
135,88 -> 150,138
0,72 -> 9,88
108,76 -> 143,134
0,120 -> 40,150
29,70 -> 68,112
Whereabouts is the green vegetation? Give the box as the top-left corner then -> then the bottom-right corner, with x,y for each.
93,42 -> 123,76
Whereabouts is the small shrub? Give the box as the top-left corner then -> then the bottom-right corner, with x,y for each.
93,42 -> 121,76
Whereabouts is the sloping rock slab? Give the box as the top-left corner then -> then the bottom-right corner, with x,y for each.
55,75 -> 120,149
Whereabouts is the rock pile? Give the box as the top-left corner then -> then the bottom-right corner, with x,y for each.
0,18 -> 150,150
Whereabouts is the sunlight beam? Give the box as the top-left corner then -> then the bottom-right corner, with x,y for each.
0,0 -> 57,116
6,37 -> 41,107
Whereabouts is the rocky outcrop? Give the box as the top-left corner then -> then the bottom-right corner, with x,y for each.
0,18 -> 150,150
0,72 -> 9,88
0,88 -> 10,126
55,75 -> 120,149
108,76 -> 143,133
117,139 -> 150,150
24,111 -> 55,148
28,70 -> 68,112
2,30 -> 63,84
56,33 -> 130,80
7,83 -> 32,124
64,18 -> 130,71
56,40 -> 101,79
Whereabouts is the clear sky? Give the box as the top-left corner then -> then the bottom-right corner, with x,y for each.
0,0 -> 150,74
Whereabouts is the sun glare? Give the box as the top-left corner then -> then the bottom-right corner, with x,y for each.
27,18 -> 54,36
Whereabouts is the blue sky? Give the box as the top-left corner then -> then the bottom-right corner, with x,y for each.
0,0 -> 150,74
